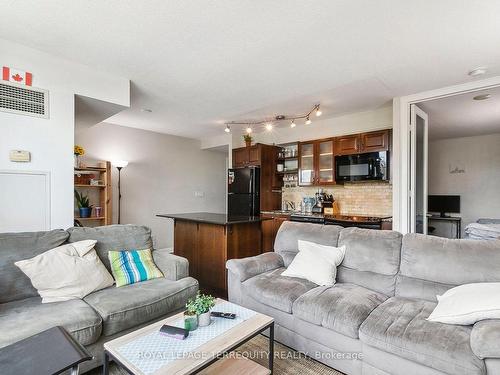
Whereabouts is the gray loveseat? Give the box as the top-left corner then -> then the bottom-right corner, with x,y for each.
0,225 -> 198,373
227,221 -> 500,375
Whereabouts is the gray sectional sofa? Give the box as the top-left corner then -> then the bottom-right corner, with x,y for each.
0,225 -> 198,373
227,221 -> 500,375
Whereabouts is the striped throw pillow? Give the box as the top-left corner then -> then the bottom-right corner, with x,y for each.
108,249 -> 163,287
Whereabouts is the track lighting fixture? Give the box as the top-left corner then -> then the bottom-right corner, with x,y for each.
224,103 -> 322,132
315,105 -> 322,117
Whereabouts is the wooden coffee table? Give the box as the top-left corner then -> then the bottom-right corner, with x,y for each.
103,299 -> 274,375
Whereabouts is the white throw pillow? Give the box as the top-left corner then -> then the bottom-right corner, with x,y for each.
282,240 -> 346,286
427,283 -> 500,325
15,239 -> 114,303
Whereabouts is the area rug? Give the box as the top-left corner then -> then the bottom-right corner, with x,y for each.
86,334 -> 344,374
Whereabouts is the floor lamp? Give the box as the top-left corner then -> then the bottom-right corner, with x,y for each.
113,160 -> 128,224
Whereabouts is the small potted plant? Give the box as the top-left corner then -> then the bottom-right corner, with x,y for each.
184,299 -> 199,331
190,292 -> 216,327
74,145 -> 85,168
243,134 -> 253,147
74,190 -> 93,218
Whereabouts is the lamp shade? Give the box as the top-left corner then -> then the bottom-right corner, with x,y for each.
113,160 -> 129,168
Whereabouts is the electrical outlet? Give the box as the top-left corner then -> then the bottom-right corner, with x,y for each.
194,191 -> 205,198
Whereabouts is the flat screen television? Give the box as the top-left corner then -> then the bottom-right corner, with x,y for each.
428,195 -> 460,217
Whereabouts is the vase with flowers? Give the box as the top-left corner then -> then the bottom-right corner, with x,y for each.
74,145 -> 85,168
243,134 -> 253,147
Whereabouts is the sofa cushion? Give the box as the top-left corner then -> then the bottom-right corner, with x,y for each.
359,296 -> 485,375
67,225 -> 153,270
84,276 -> 198,336
397,233 -> 500,301
0,297 -> 102,348
471,320 -> 500,359
242,268 -> 317,313
337,228 -> 402,296
274,222 -> 342,267
293,284 -> 388,339
0,229 -> 69,303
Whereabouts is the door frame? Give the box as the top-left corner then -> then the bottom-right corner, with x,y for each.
392,75 -> 500,233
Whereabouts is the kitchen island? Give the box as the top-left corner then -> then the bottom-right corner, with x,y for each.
157,212 -> 268,297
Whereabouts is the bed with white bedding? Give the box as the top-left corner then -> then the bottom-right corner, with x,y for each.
465,219 -> 500,240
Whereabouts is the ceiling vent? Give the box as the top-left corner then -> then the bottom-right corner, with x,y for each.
0,81 -> 49,119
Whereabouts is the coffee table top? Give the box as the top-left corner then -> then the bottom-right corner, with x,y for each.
104,299 -> 273,375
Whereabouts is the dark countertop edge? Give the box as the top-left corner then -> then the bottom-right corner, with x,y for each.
156,213 -> 270,225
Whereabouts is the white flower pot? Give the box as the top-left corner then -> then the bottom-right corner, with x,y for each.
198,311 -> 211,327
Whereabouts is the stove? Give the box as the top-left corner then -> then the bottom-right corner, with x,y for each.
324,214 -> 391,229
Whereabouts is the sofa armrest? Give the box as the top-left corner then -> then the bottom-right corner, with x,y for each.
471,320 -> 500,359
153,250 -> 189,281
226,252 -> 284,282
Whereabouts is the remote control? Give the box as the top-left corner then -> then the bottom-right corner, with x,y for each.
211,311 -> 236,319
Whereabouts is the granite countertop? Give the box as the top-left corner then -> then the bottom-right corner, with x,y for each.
157,212 -> 270,225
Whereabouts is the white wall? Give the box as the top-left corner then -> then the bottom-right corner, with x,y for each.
428,133 -> 500,237
76,123 -> 227,249
0,38 -> 129,230
232,106 -> 392,147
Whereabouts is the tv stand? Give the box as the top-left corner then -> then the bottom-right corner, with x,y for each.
428,215 -> 462,239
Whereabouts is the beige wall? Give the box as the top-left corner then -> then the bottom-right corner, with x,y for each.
76,123 -> 227,249
283,182 -> 392,217
429,133 -> 500,237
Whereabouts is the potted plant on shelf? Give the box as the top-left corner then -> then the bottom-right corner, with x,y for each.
184,299 -> 199,331
74,190 -> 93,218
74,145 -> 85,168
243,134 -> 253,147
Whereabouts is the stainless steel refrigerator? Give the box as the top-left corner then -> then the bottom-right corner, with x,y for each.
228,167 -> 260,217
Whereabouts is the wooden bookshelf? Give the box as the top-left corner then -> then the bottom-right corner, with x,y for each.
74,161 -> 112,227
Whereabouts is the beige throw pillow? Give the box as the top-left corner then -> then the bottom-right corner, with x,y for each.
15,239 -> 114,303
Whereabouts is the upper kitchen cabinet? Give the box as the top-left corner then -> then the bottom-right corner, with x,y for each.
298,138 -> 335,186
335,130 -> 390,155
232,145 -> 261,167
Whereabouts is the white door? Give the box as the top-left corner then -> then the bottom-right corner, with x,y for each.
409,105 -> 429,234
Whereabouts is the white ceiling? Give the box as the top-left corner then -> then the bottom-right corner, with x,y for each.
2,0 -> 500,139
420,86 -> 500,140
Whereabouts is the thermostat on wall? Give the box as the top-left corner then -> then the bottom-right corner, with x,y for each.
9,150 -> 31,162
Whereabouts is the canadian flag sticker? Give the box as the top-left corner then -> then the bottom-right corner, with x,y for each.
2,66 -> 32,86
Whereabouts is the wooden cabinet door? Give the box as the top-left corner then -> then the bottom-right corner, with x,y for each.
274,216 -> 289,234
261,215 -> 275,252
317,139 -> 335,185
197,223 -> 227,295
298,142 -> 315,186
173,221 -> 198,280
360,130 -> 389,152
335,135 -> 360,155
248,145 -> 260,165
233,148 -> 249,167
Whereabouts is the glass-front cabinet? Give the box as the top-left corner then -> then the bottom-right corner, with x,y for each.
298,139 -> 335,186
298,142 -> 315,185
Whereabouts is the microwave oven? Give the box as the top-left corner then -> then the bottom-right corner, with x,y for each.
335,151 -> 389,182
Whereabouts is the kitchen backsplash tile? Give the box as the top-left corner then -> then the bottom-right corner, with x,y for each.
283,182 -> 392,217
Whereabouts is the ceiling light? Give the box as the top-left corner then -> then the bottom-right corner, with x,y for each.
140,108 -> 152,113
305,116 -> 312,125
246,127 -> 252,134
265,123 -> 273,131
224,124 -> 231,133
290,119 -> 296,128
468,67 -> 487,77
473,93 -> 491,101
315,105 -> 322,117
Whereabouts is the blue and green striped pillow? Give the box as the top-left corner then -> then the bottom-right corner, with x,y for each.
108,249 -> 163,287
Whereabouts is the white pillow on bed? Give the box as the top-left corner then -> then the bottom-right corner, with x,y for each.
427,283 -> 500,325
281,240 -> 346,286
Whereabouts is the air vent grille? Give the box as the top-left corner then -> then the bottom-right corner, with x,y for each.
0,81 -> 49,118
